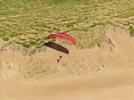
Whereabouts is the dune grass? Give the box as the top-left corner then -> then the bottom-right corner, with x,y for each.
0,0 -> 134,49
0,0 -> 134,82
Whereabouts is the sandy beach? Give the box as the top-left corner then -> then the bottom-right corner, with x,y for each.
1,27 -> 134,100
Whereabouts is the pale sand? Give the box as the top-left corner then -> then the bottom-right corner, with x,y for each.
1,27 -> 134,100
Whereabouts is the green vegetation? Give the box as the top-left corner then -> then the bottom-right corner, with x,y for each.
0,0 -> 134,48
128,26 -> 134,36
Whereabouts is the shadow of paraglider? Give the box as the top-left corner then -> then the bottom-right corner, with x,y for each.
44,41 -> 69,54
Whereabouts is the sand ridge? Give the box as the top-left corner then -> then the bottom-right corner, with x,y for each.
1,27 -> 134,100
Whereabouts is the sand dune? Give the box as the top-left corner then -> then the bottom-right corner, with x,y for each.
1,27 -> 134,100
1,69 -> 134,100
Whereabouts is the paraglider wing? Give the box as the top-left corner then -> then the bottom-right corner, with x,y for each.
44,41 -> 69,54
48,32 -> 76,44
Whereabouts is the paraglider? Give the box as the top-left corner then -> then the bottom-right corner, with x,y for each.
47,32 -> 76,44
44,41 -> 69,54
44,32 -> 76,54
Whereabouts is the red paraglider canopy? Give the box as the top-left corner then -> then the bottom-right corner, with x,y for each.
47,32 -> 76,44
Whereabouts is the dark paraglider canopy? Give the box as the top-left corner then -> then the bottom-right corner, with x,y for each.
44,41 -> 69,54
